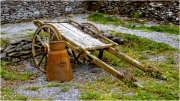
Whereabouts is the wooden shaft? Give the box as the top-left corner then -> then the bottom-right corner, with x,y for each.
65,41 -> 143,87
106,47 -> 167,80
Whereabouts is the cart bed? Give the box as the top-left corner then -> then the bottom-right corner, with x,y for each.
51,23 -> 109,49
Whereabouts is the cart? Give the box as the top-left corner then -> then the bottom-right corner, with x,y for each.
32,19 -> 166,87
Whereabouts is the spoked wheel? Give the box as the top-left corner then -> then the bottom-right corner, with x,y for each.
81,22 -> 102,35
32,24 -> 62,73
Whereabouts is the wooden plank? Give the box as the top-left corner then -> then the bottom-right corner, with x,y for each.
50,23 -> 108,49
85,44 -> 114,50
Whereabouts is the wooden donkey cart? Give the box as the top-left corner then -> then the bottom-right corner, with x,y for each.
32,19 -> 166,87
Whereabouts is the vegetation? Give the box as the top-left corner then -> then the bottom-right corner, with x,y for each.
124,23 -> 179,35
0,61 -> 35,81
23,86 -> 41,91
134,12 -> 141,19
0,37 -> 9,48
61,86 -> 70,92
47,82 -> 61,87
88,12 -> 179,35
1,87 -> 28,100
1,31 -> 7,34
78,30 -> 179,100
88,12 -> 121,25
26,32 -> 35,37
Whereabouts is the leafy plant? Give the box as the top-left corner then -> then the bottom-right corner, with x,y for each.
134,12 -> 141,19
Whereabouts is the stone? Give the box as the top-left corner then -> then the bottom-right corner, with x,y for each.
22,44 -> 31,50
12,58 -> 21,62
103,34 -> 113,39
8,52 -> 22,57
33,11 -> 40,16
112,37 -> 124,45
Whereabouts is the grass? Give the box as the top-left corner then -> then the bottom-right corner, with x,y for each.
23,86 -> 41,91
1,31 -> 7,34
88,12 -> 179,35
0,61 -> 35,81
88,12 -> 121,25
124,23 -> 180,35
78,30 -> 179,100
26,32 -> 35,37
134,12 -> 141,19
0,37 -> 9,48
47,82 -> 61,87
1,87 -> 28,100
61,86 -> 69,92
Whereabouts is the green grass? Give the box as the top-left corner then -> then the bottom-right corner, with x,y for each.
61,86 -> 69,92
1,88 -> 28,100
23,86 -> 41,91
26,28 -> 33,31
78,31 -> 179,100
124,23 -> 180,35
134,12 -> 141,19
88,12 -> 121,25
26,32 -> 34,37
1,31 -> 7,34
47,82 -> 61,87
88,12 -> 179,35
0,61 -> 35,81
0,37 -> 9,48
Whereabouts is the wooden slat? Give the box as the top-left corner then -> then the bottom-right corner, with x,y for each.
50,23 -> 108,49
85,44 -> 114,50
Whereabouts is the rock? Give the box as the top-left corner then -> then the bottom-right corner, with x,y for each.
103,34 -> 113,39
112,37 -> 124,45
8,52 -> 22,57
12,58 -> 21,62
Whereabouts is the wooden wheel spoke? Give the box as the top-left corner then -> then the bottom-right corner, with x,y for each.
37,35 -> 44,44
34,52 -> 42,57
50,32 -> 55,40
38,54 -> 46,66
44,55 -> 47,70
32,24 -> 62,73
34,43 -> 41,48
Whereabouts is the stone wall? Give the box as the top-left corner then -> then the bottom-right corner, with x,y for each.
1,38 -> 32,62
1,0 -> 86,24
85,1 -> 179,24
1,0 -> 179,24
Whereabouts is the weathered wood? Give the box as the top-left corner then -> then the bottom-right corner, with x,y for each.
106,47 -> 167,80
65,41 -> 142,87
51,23 -> 108,49
69,19 -> 118,46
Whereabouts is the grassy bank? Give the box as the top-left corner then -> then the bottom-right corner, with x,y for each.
88,12 -> 179,35
78,31 -> 179,100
